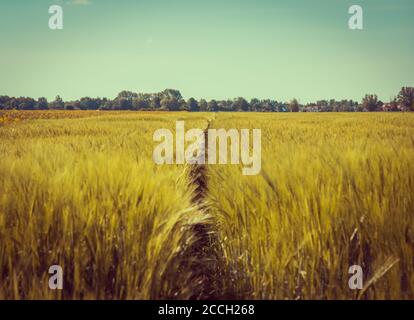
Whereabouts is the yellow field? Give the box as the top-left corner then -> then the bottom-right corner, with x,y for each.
0,111 -> 413,299
208,113 -> 414,299
0,111 -> 212,299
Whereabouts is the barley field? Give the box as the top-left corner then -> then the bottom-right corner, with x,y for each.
208,113 -> 414,299
0,111 -> 413,299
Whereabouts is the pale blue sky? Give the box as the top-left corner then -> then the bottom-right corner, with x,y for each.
0,0 -> 413,102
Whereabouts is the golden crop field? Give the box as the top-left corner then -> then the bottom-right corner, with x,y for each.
0,110 -> 413,300
208,113 -> 414,300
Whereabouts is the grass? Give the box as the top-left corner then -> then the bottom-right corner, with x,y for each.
207,112 -> 414,299
0,111 -> 413,299
0,112 -> 211,299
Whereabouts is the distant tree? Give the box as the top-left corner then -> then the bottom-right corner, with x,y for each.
5,98 -> 18,109
232,97 -> 249,111
117,91 -> 138,100
132,97 -> 149,110
112,97 -> 131,110
362,94 -> 380,112
4,87 -> 413,113
218,100 -> 232,112
317,100 -> 328,107
151,96 -> 161,109
289,99 -> 300,112
216,101 -> 224,111
207,99 -> 218,112
250,98 -> 260,111
64,102 -> 76,110
199,99 -> 208,111
0,96 -> 10,109
161,89 -> 182,101
160,97 -> 180,111
50,95 -> 64,110
398,87 -> 414,111
179,99 -> 189,111
187,97 -> 199,111
261,99 -> 274,112
100,100 -> 113,110
159,98 -> 169,111
17,97 -> 36,110
389,98 -> 400,112
277,103 -> 288,112
79,97 -> 100,110
35,97 -> 49,110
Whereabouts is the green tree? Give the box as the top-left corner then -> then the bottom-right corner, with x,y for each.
250,98 -> 260,111
100,100 -> 113,110
112,97 -> 131,110
397,87 -> 414,111
132,97 -> 149,110
207,99 -> 218,112
35,97 -> 48,110
187,98 -> 199,111
160,97 -> 180,111
389,98 -> 400,112
17,97 -> 36,110
362,94 -> 380,112
64,102 -> 76,110
161,89 -> 182,101
199,99 -> 208,111
179,99 -> 189,111
50,95 -> 64,110
80,97 -> 99,110
289,99 -> 299,112
0,96 -> 10,109
117,91 -> 138,99
232,97 -> 249,111
151,96 -> 161,109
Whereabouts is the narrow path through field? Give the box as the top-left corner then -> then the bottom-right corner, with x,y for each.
187,114 -> 226,299
189,114 -> 216,205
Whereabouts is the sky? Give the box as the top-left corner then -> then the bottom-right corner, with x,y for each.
0,0 -> 413,103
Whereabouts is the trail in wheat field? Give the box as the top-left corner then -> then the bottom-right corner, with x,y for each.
186,114 -> 229,299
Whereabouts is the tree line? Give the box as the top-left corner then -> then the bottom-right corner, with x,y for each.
1,87 -> 413,112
